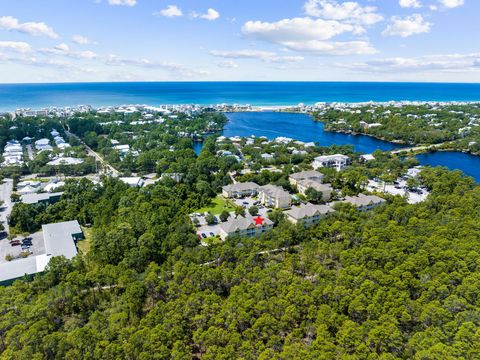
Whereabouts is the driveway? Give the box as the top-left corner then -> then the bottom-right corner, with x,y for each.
0,179 -> 13,235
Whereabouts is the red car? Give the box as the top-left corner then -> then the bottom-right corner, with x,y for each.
10,240 -> 21,246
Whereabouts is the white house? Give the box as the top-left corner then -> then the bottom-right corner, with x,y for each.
222,182 -> 260,198
285,203 -> 335,226
219,216 -> 274,240
258,184 -> 291,209
313,154 -> 350,171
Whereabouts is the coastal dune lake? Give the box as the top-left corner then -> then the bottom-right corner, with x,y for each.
222,112 -> 480,182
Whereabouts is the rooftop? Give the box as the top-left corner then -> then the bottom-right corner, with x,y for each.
285,203 -> 335,220
343,194 -> 386,207
220,215 -> 273,234
0,220 -> 81,284
222,182 -> 259,192
21,192 -> 63,205
289,170 -> 324,181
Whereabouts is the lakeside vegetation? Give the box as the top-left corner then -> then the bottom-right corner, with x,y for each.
311,103 -> 480,155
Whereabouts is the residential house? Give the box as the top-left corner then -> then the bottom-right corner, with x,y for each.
219,216 -> 274,240
285,203 -> 335,226
313,154 -> 350,171
258,184 -> 291,209
297,180 -> 333,201
222,182 -> 260,198
342,194 -> 386,211
289,170 -> 324,186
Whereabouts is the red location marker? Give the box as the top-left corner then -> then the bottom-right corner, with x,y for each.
254,216 -> 265,226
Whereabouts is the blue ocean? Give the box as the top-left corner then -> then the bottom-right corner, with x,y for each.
1,81 -> 479,181
1,82 -> 480,111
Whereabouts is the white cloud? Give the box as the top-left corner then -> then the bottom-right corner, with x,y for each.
382,14 -> 431,37
338,53 -> 480,73
72,35 -> 91,45
242,17 -> 357,42
438,0 -> 464,8
242,17 -> 376,55
304,0 -> 383,25
104,55 -> 208,77
54,43 -> 70,52
155,5 -> 183,18
39,45 -> 98,60
0,16 -> 59,39
216,60 -> 239,68
210,49 -> 304,63
280,40 -> 377,55
108,0 -> 137,6
399,0 -> 422,8
194,8 -> 220,21
0,41 -> 32,53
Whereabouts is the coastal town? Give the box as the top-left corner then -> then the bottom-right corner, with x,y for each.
0,102 -> 443,283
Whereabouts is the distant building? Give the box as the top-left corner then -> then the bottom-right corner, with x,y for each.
285,203 -> 335,226
47,157 -> 84,166
160,173 -> 183,183
360,154 -> 375,162
297,180 -> 333,201
219,216 -> 274,240
21,192 -> 63,205
313,154 -> 350,171
222,182 -> 260,198
258,184 -> 291,209
289,170 -> 324,186
342,194 -> 386,211
119,177 -> 144,187
0,220 -> 83,285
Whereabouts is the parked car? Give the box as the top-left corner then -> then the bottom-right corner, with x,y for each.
209,232 -> 215,237
10,240 -> 21,246
201,233 -> 207,238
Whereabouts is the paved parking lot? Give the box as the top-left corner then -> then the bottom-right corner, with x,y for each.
367,179 -> 429,204
194,196 -> 272,243
0,231 -> 44,264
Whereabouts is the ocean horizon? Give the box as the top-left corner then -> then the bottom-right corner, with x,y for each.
2,81 -> 480,111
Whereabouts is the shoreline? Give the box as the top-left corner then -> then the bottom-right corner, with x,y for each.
4,100 -> 480,114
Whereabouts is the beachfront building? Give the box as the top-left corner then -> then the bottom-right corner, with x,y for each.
313,154 -> 350,171
258,184 -> 291,209
222,182 -> 260,198
289,170 -> 325,186
342,194 -> 386,212
285,203 -> 335,226
219,216 -> 274,240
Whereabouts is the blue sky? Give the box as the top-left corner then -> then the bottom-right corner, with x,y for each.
0,0 -> 478,82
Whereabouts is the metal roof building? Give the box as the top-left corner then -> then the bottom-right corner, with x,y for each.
0,220 -> 82,285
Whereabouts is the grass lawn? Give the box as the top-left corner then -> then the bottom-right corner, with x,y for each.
195,195 -> 236,215
78,227 -> 92,254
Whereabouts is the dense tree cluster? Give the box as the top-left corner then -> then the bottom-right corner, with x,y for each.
313,104 -> 480,149
1,163 -> 479,358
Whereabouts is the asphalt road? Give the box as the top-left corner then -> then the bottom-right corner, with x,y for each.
0,179 -> 13,235
64,127 -> 120,177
